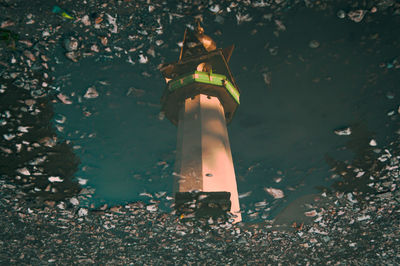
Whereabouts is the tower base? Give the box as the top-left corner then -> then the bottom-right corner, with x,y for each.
175,191 -> 232,220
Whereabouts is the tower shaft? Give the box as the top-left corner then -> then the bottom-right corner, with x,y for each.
174,94 -> 241,222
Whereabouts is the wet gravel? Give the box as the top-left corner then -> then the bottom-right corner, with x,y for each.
1,153 -> 399,264
1,0 -> 400,264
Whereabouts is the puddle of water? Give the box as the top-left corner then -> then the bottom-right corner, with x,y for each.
53,57 -> 176,207
47,8 -> 399,221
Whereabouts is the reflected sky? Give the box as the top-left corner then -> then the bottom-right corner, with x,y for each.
50,5 -> 399,221
53,57 -> 176,206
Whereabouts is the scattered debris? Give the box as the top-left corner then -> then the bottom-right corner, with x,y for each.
69,197 -> 79,206
309,40 -> 320,49
57,93 -> 72,104
264,187 -> 284,199
334,127 -> 352,136
236,13 -> 252,25
304,210 -> 317,217
238,191 -> 252,198
83,87 -> 99,99
78,208 -> 88,217
105,13 -> 118,33
369,139 -> 378,146
63,37 -> 79,52
139,54 -> 148,64
337,10 -> 346,19
48,176 -> 63,183
348,10 -> 366,23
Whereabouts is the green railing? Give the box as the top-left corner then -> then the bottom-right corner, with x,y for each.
167,71 -> 240,104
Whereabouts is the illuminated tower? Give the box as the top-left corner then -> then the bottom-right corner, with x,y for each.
160,23 -> 241,223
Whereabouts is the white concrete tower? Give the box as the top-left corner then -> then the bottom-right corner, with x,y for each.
160,23 -> 241,223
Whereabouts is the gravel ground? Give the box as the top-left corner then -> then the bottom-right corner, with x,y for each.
1,0 -> 400,264
1,153 -> 399,264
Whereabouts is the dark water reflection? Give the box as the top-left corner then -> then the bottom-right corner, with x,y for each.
0,77 -> 81,203
0,1 -> 398,225
46,5 -> 400,221
324,123 -> 398,200
52,57 -> 176,208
